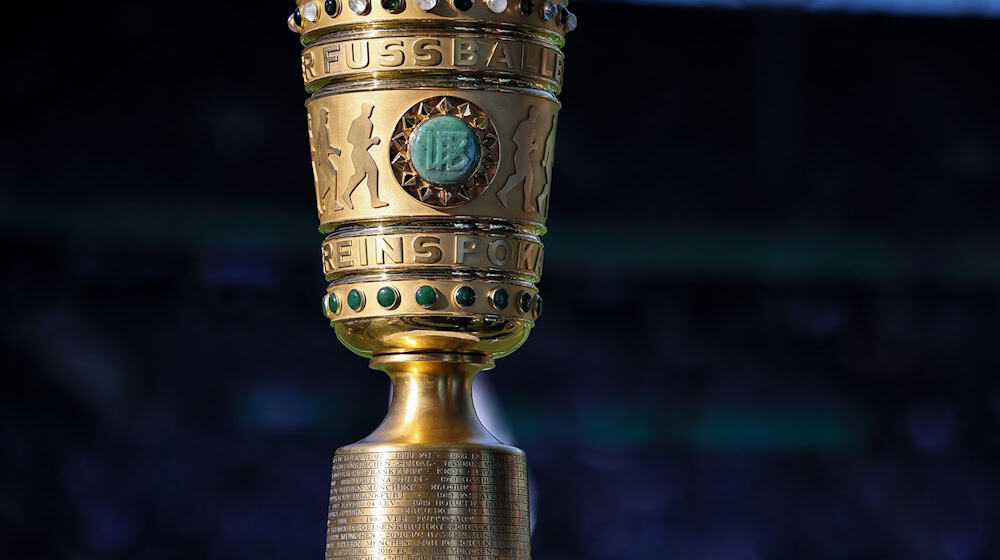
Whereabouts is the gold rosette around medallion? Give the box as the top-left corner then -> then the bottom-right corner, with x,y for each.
389,96 -> 500,207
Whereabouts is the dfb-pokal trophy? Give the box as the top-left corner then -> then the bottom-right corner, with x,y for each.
287,0 -> 575,556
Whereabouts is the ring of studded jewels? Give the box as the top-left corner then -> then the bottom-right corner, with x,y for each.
389,96 -> 500,207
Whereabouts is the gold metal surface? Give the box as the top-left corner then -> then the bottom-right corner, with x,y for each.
289,0 -> 572,556
328,354 -> 530,558
321,229 -> 543,280
301,35 -> 565,93
307,88 -> 559,232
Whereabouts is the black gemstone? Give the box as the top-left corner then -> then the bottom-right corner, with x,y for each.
455,286 -> 476,307
559,5 -> 568,24
325,0 -> 338,15
293,6 -> 302,25
519,0 -> 533,15
519,291 -> 532,313
491,288 -> 509,311
455,0 -> 473,10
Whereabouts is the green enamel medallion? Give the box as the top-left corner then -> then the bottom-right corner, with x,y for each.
410,116 -> 480,185
347,289 -> 364,311
415,285 -> 437,307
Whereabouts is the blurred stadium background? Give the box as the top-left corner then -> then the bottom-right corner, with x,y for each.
2,1 -> 999,558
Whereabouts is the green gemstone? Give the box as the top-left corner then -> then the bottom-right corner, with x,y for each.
381,0 -> 401,11
491,288 -> 509,310
347,289 -> 364,311
518,291 -> 532,313
415,285 -> 437,307
455,286 -> 476,307
534,294 -> 542,318
410,116 -> 481,186
377,286 -> 398,308
327,293 -> 339,315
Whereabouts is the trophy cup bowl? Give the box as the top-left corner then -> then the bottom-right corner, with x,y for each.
288,0 -> 574,557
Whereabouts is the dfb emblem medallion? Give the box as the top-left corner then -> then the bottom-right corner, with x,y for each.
389,96 -> 499,207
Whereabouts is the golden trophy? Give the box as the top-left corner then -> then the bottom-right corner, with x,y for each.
288,0 -> 575,556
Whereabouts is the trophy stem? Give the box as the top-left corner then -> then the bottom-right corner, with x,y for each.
362,353 -> 502,446
326,353 -> 531,559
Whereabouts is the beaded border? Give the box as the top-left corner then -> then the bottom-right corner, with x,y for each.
322,278 -> 542,322
288,0 -> 577,37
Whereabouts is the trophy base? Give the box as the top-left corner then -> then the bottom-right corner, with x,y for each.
326,443 -> 531,560
325,353 -> 531,559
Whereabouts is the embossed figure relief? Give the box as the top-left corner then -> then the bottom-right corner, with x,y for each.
310,108 -> 343,216
537,113 -> 558,217
307,112 -> 322,216
342,103 -> 388,210
496,106 -> 540,212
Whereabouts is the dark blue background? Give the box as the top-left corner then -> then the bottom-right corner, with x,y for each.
2,2 -> 999,558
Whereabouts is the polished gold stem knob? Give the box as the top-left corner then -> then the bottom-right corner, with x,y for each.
361,353 -> 503,445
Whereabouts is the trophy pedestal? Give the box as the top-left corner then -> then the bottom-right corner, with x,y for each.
325,354 -> 531,559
